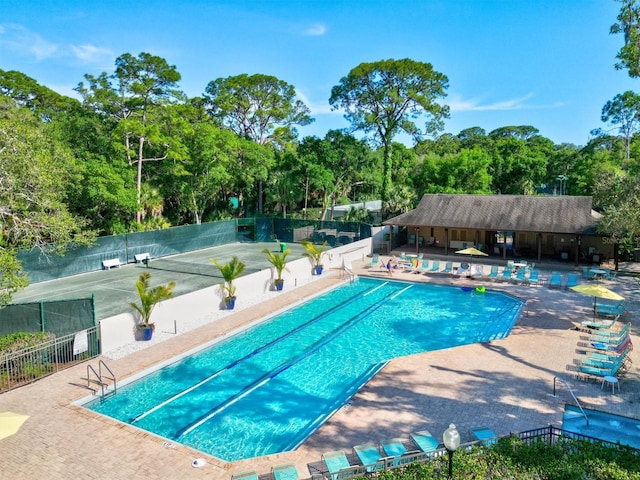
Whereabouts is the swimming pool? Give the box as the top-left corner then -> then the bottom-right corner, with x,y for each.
562,404 -> 640,449
83,277 -> 524,461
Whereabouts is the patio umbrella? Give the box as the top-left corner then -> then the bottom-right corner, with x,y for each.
569,284 -> 624,314
0,412 -> 30,441
455,247 -> 488,257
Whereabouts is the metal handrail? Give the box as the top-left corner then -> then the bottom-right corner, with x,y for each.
553,376 -> 589,426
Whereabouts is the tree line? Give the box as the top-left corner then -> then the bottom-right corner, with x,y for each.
1,0 -> 640,303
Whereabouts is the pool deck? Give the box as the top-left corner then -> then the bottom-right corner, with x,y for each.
1,257 -> 638,479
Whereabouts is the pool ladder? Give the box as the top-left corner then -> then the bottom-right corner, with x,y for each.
553,376 -> 588,426
85,360 -> 117,398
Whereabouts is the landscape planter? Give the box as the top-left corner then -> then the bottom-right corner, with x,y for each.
225,297 -> 236,310
315,266 -> 324,275
275,280 -> 284,291
138,326 -> 154,341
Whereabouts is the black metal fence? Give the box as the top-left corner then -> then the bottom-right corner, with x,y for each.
0,326 -> 100,393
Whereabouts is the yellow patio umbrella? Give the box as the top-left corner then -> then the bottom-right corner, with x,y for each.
569,284 -> 624,313
455,247 -> 488,257
0,411 -> 30,441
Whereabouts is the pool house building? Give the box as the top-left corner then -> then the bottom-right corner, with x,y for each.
383,194 -> 610,264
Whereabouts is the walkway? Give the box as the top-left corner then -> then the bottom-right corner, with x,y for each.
0,257 -> 637,479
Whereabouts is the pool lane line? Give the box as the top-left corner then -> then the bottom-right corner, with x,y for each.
176,287 -> 397,439
130,281 -> 399,424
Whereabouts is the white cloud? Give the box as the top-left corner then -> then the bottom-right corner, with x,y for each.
304,23 -> 327,36
448,92 -> 564,112
70,44 -> 114,63
296,90 -> 337,115
0,24 -> 58,60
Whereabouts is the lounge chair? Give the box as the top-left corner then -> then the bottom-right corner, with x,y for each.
527,270 -> 540,286
441,262 -> 453,274
410,430 -> 439,453
418,260 -> 430,273
582,266 -> 596,280
232,471 -> 259,480
380,438 -> 407,466
580,317 -> 617,331
470,265 -> 484,279
456,263 -> 471,276
512,268 -> 527,285
486,265 -> 499,280
498,267 -> 513,282
353,442 -> 386,472
272,463 -> 299,480
595,300 -> 627,318
548,271 -> 562,289
322,451 -> 351,480
367,254 -> 379,268
565,273 -> 579,289
470,426 -> 497,445
428,260 -> 440,272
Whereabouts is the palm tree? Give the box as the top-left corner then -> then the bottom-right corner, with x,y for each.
302,241 -> 328,274
262,247 -> 290,289
211,256 -> 246,307
128,272 -> 176,331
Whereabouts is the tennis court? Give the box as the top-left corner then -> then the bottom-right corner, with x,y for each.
11,242 -> 309,320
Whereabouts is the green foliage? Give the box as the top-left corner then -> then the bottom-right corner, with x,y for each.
0,248 -> 29,307
330,58 -> 449,201
0,332 -> 54,353
301,241 -> 328,267
210,256 -> 246,299
262,248 -> 290,280
127,272 -> 176,328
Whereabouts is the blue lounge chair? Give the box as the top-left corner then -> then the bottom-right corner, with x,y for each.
232,471 -> 258,480
353,443 -> 386,472
486,265 -> 499,280
367,254 -> 379,268
470,426 -> 497,445
410,430 -> 439,453
428,260 -> 440,272
595,300 -> 627,318
527,270 -> 540,286
380,438 -> 407,466
565,272 -> 579,289
512,268 -> 527,284
498,267 -> 513,282
548,272 -> 562,289
322,451 -> 351,480
441,262 -> 453,274
418,260 -> 430,273
272,463 -> 299,480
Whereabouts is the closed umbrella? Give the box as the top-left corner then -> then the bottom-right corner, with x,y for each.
0,412 -> 30,441
569,284 -> 624,314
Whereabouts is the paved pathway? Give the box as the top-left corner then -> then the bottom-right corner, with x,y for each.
1,258 -> 638,480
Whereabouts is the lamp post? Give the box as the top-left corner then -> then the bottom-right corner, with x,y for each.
443,423 -> 460,479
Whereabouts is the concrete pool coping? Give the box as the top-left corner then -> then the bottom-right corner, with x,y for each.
1,258 -> 638,479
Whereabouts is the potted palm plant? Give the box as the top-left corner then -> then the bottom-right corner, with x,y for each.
211,255 -> 246,309
128,272 -> 176,341
262,247 -> 290,291
302,241 -> 328,275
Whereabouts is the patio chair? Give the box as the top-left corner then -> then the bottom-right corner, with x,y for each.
428,260 -> 440,272
417,260 -> 430,273
470,265 -> 484,278
322,451 -> 351,480
410,430 -> 439,453
498,267 -> 513,282
527,270 -> 540,286
380,438 -> 407,466
367,254 -> 379,268
441,261 -> 453,274
582,266 -> 596,280
272,463 -> 299,480
486,265 -> 499,280
565,272 -> 579,289
353,443 -> 387,473
470,426 -> 497,445
232,471 -> 259,480
596,300 -> 627,318
512,268 -> 527,285
548,272 -> 562,289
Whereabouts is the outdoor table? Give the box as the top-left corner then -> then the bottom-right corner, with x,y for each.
590,268 -> 607,279
601,375 -> 619,394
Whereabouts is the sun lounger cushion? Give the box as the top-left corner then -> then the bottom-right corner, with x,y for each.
410,430 -> 439,452
470,426 -> 497,445
322,451 -> 350,478
272,463 -> 299,480
354,443 -> 385,472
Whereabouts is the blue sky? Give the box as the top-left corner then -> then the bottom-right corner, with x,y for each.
1,0 -> 638,146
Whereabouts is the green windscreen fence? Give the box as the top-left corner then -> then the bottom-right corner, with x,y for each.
0,297 -> 96,337
17,218 -> 372,283
18,220 -> 237,282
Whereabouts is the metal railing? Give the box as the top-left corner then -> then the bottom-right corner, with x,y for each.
0,326 -> 100,393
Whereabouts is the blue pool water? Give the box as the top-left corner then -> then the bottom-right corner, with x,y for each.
563,404 -> 640,449
84,277 -> 523,461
